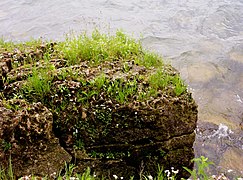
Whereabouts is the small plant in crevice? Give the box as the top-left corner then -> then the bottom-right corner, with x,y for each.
182,156 -> 214,180
171,75 -> 187,96
88,150 -> 129,160
148,69 -> 187,97
148,69 -> 170,90
0,140 -> 12,152
75,167 -> 97,180
92,73 -> 108,90
0,157 -> 14,180
58,162 -> 76,180
138,51 -> 163,68
21,65 -> 55,102
106,78 -> 138,104
142,165 -> 172,180
1,100 -> 20,111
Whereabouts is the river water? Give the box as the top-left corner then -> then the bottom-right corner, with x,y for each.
0,0 -> 243,177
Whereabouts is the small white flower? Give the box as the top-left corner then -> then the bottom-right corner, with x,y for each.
113,175 -> 118,179
70,177 -> 78,180
165,170 -> 171,177
120,177 -> 124,179
50,172 -> 57,176
227,169 -> 233,173
70,177 -> 79,180
212,175 -> 216,178
172,169 -> 179,174
147,175 -> 153,180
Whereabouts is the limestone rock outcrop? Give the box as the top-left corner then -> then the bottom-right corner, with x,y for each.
0,99 -> 71,178
0,37 -> 197,179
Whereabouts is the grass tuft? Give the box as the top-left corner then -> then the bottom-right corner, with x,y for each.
21,64 -> 55,102
57,30 -> 142,66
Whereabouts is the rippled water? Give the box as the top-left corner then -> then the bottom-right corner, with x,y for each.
0,0 -> 243,177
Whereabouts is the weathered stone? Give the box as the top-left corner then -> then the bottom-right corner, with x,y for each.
0,39 -> 198,179
0,99 -> 72,178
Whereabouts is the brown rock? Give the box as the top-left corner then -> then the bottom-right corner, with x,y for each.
0,99 -> 71,178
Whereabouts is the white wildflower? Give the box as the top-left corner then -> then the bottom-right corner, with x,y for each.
147,175 -> 153,180
69,177 -> 78,180
165,170 -> 171,177
212,175 -> 216,178
172,169 -> 179,174
113,175 -> 118,179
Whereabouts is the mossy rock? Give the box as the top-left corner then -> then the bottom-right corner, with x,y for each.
0,31 -> 197,179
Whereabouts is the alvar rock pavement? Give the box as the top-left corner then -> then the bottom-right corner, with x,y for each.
0,33 -> 198,179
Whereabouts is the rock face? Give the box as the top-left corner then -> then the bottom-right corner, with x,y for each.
68,94 -> 197,179
0,99 -> 72,178
0,35 -> 197,179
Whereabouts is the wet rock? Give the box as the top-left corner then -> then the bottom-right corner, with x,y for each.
0,99 -> 71,178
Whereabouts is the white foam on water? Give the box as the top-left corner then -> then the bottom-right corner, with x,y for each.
209,123 -> 233,139
236,94 -> 243,104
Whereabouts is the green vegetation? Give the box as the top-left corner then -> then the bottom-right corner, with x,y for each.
0,156 -> 231,180
0,158 -> 13,180
1,30 -> 187,105
106,77 -> 138,104
148,69 -> 187,97
0,140 -> 11,152
21,64 -> 55,102
57,30 -> 142,66
137,51 -> 163,68
183,156 -> 214,180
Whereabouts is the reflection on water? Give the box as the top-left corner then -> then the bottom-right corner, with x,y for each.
0,0 -> 243,177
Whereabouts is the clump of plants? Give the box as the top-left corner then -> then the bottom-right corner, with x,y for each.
0,156 -> 233,180
57,30 -> 142,65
